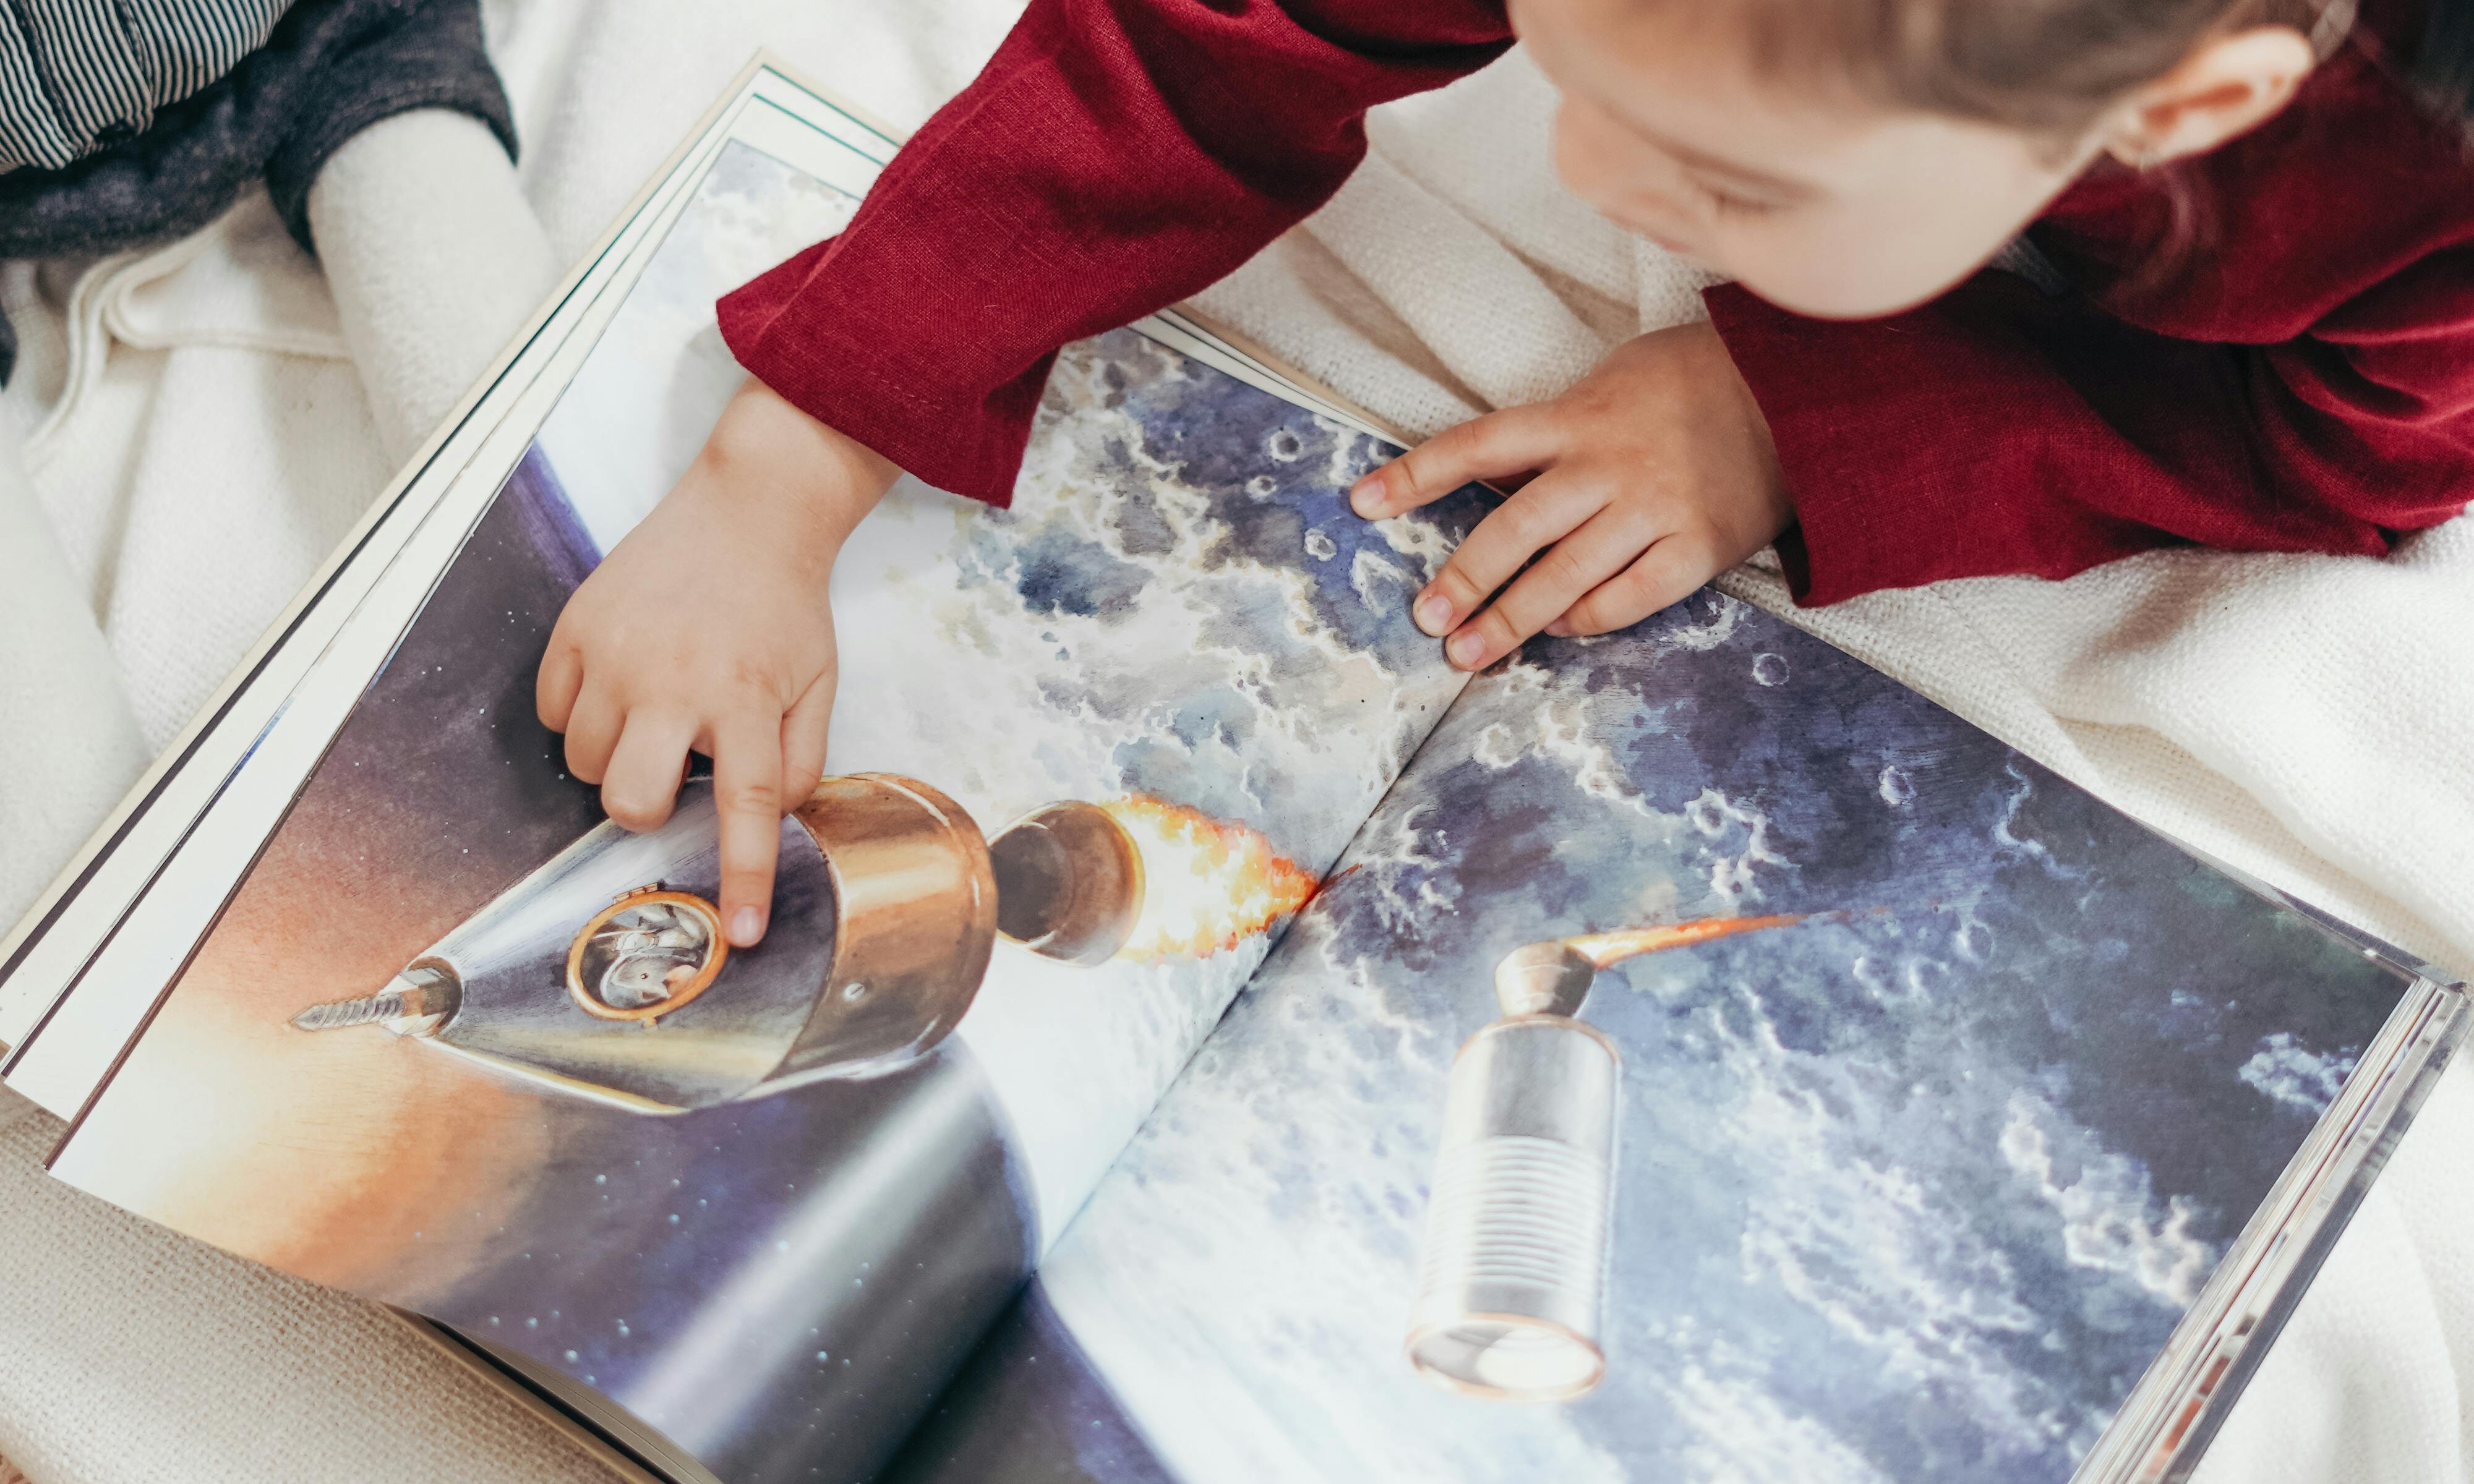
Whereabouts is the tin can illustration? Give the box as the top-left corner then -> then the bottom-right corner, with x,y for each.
1406,917 -> 1809,1401
1406,945 -> 1620,1402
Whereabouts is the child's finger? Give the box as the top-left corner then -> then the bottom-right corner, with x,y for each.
1544,531 -> 1722,639
598,710 -> 698,832
562,686 -> 624,786
710,712 -> 787,947
780,670 -> 835,809
1444,506 -> 1651,670
1351,406 -> 1559,519
1411,473 -> 1605,638
535,638 -> 584,733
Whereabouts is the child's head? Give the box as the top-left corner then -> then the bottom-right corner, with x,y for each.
1519,0 -> 2332,317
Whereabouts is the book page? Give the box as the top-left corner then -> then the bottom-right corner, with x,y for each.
0,69 -> 795,1107
895,589 -> 2426,1484
47,117 -> 1478,1484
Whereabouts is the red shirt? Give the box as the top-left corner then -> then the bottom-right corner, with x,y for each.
718,0 -> 2474,605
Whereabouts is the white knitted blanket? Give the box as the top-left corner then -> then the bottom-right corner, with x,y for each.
0,5 -> 2467,1483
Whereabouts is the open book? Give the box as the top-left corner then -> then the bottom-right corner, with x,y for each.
1,62 -> 2464,1484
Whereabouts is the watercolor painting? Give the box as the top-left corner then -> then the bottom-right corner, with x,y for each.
1004,588 -> 2416,1484
49,139 -> 1480,1484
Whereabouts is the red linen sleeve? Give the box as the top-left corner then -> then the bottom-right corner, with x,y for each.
719,0 -> 1512,505
1706,260 -> 2474,606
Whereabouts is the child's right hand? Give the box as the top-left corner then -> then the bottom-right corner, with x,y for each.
536,378 -> 897,949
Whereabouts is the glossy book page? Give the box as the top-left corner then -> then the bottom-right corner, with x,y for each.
0,70 -> 802,1113
892,589 -> 2448,1484
46,108 -> 1481,1484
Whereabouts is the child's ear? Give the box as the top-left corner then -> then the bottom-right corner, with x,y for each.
2104,25 -> 2318,168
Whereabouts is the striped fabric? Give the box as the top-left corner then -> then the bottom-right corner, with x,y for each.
0,0 -> 291,173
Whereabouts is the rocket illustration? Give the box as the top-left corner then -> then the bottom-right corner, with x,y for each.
1406,915 -> 1805,1402
289,774 -> 1144,1114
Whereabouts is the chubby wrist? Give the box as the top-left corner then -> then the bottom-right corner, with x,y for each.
700,377 -> 899,553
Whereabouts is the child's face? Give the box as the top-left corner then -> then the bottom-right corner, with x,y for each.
1515,0 -> 2105,320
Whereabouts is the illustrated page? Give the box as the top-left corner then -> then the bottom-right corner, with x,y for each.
50,130 -> 1479,1484
897,588 -> 2413,1484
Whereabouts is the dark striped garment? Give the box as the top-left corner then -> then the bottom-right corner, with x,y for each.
0,0 -> 511,384
0,0 -> 294,173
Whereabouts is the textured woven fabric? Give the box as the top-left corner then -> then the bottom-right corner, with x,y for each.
715,0 -> 2474,599
0,1084 -> 616,1484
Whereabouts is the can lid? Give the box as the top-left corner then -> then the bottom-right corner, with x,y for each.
1492,940 -> 1597,1017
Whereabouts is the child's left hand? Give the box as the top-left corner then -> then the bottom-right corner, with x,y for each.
1349,322 -> 1790,670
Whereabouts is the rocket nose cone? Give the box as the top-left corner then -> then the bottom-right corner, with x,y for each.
288,962 -> 461,1036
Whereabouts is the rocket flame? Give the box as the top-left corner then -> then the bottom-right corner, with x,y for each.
1563,913 -> 1805,970
1101,796 -> 1320,961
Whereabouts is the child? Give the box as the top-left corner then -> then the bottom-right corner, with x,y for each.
0,0 -> 516,380
536,0 -> 2474,947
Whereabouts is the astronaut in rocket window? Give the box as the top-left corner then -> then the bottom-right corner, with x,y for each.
583,900 -> 716,1012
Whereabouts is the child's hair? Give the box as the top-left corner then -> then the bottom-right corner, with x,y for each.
1677,0 -> 2474,133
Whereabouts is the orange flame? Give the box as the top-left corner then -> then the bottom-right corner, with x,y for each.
1562,913 -> 1805,970
1101,796 -> 1319,961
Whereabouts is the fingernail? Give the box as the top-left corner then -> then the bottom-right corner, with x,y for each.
1544,618 -> 1572,638
731,907 -> 763,946
1349,472 -> 1385,516
1414,593 -> 1452,634
1447,631 -> 1486,668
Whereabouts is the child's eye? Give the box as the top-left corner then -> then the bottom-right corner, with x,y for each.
1701,182 -> 1780,219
